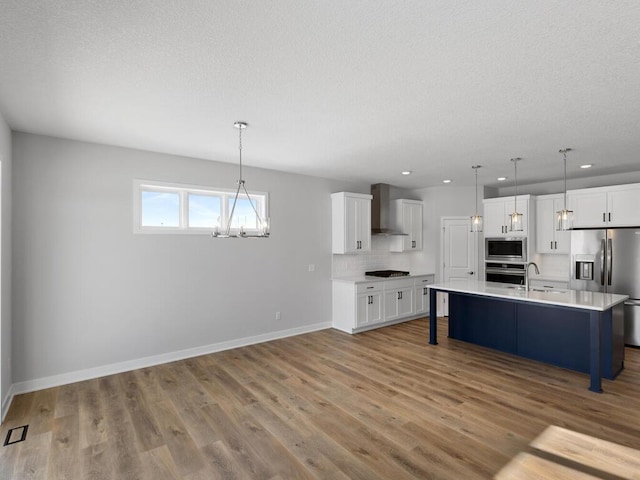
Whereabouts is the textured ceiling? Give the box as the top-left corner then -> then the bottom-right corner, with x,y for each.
1,1 -> 639,188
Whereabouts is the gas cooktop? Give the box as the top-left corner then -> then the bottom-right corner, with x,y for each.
365,270 -> 410,278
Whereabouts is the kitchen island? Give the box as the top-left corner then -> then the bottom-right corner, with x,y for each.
428,281 -> 629,392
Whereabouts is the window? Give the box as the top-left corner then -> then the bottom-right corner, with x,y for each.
134,180 -> 268,234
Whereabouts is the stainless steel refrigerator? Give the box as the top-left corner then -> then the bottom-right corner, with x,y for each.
570,228 -> 640,346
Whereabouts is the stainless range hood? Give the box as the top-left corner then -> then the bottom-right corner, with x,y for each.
371,183 -> 408,236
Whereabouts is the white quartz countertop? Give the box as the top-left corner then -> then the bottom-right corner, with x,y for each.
332,273 -> 435,283
430,280 -> 628,312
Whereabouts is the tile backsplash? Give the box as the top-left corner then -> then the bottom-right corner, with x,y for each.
332,236 -> 414,277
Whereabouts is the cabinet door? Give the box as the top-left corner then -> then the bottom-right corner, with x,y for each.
356,292 -> 382,326
356,196 -> 372,251
409,202 -> 423,250
414,286 -> 430,315
535,196 -> 569,254
608,186 -> 640,227
383,290 -> 399,321
368,292 -> 383,324
568,191 -> 607,228
344,196 -> 371,253
398,288 -> 414,317
356,294 -> 369,326
483,201 -> 507,236
536,196 -> 555,253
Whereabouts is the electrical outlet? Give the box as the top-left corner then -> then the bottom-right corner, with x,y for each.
275,311 -> 281,320
308,264 -> 315,272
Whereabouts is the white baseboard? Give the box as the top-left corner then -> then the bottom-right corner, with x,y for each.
1,383 -> 15,423
6,321 -> 331,413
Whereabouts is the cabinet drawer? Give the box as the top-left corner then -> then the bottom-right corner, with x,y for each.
413,275 -> 435,286
356,282 -> 383,294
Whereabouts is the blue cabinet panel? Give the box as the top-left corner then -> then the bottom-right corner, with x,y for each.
449,293 -> 517,354
517,303 -> 590,374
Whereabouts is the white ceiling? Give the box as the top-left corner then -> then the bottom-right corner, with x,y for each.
1,1 -> 639,189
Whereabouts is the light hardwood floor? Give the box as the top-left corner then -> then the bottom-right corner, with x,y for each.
2,318 -> 640,479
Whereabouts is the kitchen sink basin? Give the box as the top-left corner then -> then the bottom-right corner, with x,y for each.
529,288 -> 564,294
504,286 -> 564,294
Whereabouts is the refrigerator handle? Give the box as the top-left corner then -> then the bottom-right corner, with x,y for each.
607,237 -> 612,286
600,239 -> 605,286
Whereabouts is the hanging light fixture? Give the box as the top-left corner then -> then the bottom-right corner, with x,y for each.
509,157 -> 524,232
214,121 -> 270,238
470,165 -> 483,232
556,148 -> 574,231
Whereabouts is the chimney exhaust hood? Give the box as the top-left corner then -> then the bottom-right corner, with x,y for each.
371,183 -> 408,236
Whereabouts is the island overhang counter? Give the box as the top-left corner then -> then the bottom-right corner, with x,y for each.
428,281 -> 629,393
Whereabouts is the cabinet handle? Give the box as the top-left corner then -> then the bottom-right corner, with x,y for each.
609,212 -> 611,222
554,241 -> 557,249
366,286 -> 374,289
603,212 -> 606,222
550,241 -> 553,249
423,287 -> 428,295
369,295 -> 373,305
397,291 -> 401,300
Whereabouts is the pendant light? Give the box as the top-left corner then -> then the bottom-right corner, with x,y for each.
214,122 -> 270,238
470,165 -> 483,232
556,148 -> 574,231
509,157 -> 523,232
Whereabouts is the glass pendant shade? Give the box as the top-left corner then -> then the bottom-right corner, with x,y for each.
471,214 -> 483,232
509,211 -> 523,232
556,209 -> 574,231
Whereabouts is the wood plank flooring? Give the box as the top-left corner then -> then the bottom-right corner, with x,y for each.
2,318 -> 640,479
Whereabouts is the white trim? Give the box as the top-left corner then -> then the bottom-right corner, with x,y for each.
1,383 -> 14,423
7,322 -> 331,400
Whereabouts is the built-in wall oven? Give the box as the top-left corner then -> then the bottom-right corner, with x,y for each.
485,237 -> 527,262
485,262 -> 526,285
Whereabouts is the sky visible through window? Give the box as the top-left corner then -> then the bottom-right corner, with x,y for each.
138,184 -> 265,231
141,191 -> 179,227
188,194 -> 221,228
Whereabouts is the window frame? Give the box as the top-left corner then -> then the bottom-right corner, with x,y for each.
133,179 -> 269,235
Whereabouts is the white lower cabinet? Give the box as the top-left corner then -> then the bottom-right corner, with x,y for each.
356,285 -> 383,327
332,274 -> 435,334
414,275 -> 434,315
383,278 -> 414,321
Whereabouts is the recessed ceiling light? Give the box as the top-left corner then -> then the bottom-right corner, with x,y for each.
443,179 -> 452,184
580,164 -> 593,169
497,177 -> 507,181
401,171 -> 412,175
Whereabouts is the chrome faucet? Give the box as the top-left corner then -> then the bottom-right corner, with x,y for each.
525,262 -> 540,291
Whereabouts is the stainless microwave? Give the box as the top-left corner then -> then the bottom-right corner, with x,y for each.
485,237 -> 527,262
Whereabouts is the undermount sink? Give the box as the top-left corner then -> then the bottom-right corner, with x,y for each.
504,285 -> 564,294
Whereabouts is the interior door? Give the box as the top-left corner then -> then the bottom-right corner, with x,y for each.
440,217 -> 477,316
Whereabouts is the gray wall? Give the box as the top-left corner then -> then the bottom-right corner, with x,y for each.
12,132 -> 363,384
0,112 -> 11,412
408,185 -> 478,280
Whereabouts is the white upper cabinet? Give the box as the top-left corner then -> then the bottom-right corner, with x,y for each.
535,194 -> 570,254
568,183 -> 640,228
331,192 -> 372,254
482,195 -> 532,237
390,199 -> 423,252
